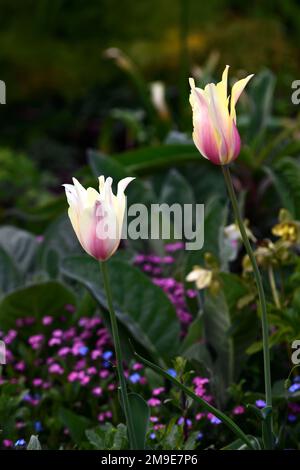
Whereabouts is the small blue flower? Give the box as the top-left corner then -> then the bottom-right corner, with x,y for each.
289,383 -> 300,393
129,373 -> 141,384
210,416 -> 221,425
255,399 -> 266,408
294,376 -> 300,383
15,439 -> 26,447
23,393 -> 32,402
102,351 -> 113,360
178,417 -> 184,425
288,414 -> 297,423
167,368 -> 177,378
34,421 -> 43,433
149,432 -> 156,440
197,432 -> 204,441
79,346 -> 89,356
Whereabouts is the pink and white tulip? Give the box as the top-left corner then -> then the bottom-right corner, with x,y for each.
189,66 -> 254,165
64,176 -> 134,261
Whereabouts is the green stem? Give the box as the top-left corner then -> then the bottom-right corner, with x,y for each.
134,351 -> 255,450
268,266 -> 281,309
222,166 -> 273,447
100,261 -> 137,449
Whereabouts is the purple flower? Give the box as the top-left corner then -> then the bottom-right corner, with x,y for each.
255,399 -> 266,408
289,383 -> 300,393
42,315 -> 53,326
14,439 -> 26,447
129,373 -> 141,384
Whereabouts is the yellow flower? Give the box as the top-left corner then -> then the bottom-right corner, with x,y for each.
186,266 -> 213,290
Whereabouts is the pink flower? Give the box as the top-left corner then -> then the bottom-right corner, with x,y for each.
42,316 -> 53,325
152,387 -> 165,396
48,338 -> 61,347
148,398 -> 161,407
63,176 -> 135,261
189,66 -> 253,165
48,363 -> 64,375
3,439 -> 13,447
68,372 -> 78,382
233,405 -> 245,415
32,378 -> 43,387
58,347 -> 70,357
91,350 -> 102,360
92,387 -> 103,396
14,361 -> 26,372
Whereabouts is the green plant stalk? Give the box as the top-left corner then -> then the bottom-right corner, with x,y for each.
100,261 -> 137,449
222,166 -> 273,447
268,266 -> 281,309
134,351 -> 255,450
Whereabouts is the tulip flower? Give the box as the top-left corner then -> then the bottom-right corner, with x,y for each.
189,65 -> 253,165
64,176 -> 134,261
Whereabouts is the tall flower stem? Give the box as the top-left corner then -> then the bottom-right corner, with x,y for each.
222,166 -> 273,446
100,261 -> 136,449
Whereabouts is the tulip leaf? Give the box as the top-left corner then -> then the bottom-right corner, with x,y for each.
112,144 -> 200,175
0,281 -> 76,330
61,256 -> 180,360
203,290 -> 234,405
127,393 -> 150,450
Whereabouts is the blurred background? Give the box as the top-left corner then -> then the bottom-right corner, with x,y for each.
1,0 -> 299,189
0,0 -> 300,233
2,0 -> 300,450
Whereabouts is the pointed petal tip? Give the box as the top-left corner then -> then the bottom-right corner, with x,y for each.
189,77 -> 195,89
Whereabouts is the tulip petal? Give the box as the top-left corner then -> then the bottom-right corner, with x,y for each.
230,74 -> 254,121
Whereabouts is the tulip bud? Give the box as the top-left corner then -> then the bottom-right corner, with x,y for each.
189,65 -> 253,165
64,176 -> 134,261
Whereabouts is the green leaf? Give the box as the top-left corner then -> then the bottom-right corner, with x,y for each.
203,290 -> 234,403
113,144 -> 200,174
27,435 -> 42,450
59,408 -> 91,446
0,226 -> 38,274
264,157 -> 300,218
38,215 -> 80,276
222,435 -> 261,450
0,247 -> 21,296
61,256 -> 180,360
247,69 -> 276,144
127,393 -> 150,450
0,281 -> 76,330
180,314 -> 203,353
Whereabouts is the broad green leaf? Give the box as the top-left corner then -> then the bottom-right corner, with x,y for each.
0,281 -> 76,330
247,69 -> 276,144
61,256 -> 180,360
0,247 -> 21,296
0,226 -> 38,274
265,157 -> 300,219
38,215 -> 80,276
128,393 -> 150,450
203,290 -> 234,404
59,407 -> 91,445
113,144 -> 199,174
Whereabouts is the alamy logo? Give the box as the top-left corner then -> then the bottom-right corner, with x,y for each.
0,80 -> 6,104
